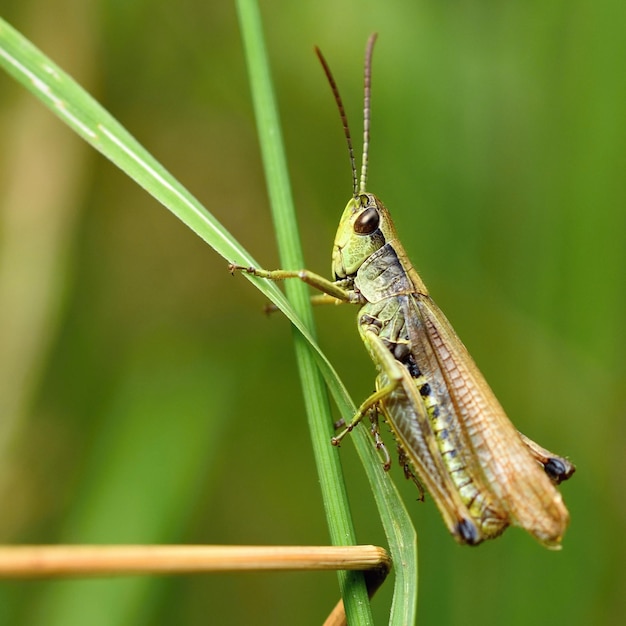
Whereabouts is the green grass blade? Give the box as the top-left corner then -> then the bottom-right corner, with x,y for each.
236,0 -> 372,622
0,13 -> 418,624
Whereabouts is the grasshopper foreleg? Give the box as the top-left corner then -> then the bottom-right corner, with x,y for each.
228,263 -> 362,303
264,294 -> 347,315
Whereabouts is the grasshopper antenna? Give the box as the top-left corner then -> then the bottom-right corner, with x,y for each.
360,33 -> 378,195
315,45 -> 359,199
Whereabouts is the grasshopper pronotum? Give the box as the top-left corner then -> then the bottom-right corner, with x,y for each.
231,34 -> 574,547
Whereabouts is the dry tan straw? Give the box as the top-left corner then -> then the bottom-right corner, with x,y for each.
0,544 -> 390,578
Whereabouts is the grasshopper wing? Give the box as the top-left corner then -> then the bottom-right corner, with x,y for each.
412,295 -> 570,548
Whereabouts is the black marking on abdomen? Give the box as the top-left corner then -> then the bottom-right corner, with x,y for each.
405,354 -> 421,378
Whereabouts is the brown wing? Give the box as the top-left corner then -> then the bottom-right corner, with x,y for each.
411,294 -> 570,548
391,296 -> 510,541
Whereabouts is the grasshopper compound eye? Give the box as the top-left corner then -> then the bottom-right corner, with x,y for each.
353,206 -> 380,235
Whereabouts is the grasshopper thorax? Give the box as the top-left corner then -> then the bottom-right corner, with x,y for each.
332,192 -> 398,279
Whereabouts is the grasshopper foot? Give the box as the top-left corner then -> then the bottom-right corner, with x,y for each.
228,262 -> 257,275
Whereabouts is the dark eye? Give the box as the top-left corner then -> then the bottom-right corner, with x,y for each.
353,206 -> 380,235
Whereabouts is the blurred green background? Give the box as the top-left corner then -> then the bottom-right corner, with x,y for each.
0,0 -> 624,624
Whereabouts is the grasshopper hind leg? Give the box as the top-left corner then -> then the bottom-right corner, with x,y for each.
396,444 -> 482,544
518,431 -> 576,484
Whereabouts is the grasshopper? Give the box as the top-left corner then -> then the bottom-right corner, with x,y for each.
230,34 -> 574,547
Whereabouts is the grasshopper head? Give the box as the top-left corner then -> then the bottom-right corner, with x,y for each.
332,192 -> 398,279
